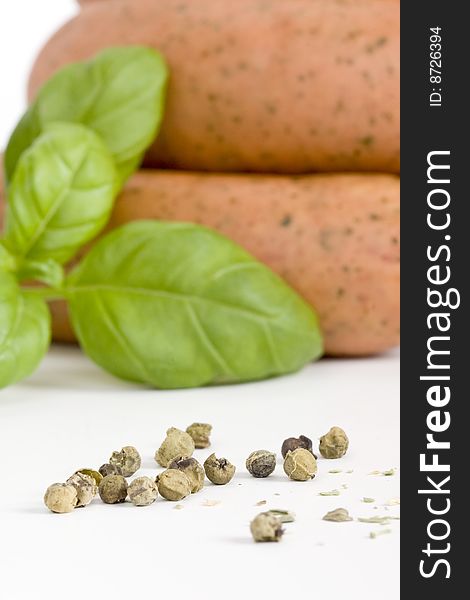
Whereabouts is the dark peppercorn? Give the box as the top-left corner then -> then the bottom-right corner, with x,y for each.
99,463 -> 122,478
246,450 -> 276,478
281,435 -> 316,459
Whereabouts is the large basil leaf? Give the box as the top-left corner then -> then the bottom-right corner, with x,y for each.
0,272 -> 50,388
4,45 -> 168,184
66,221 -> 323,389
3,122 -> 117,266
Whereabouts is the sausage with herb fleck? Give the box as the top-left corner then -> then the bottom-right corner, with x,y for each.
21,171 -> 399,357
29,0 -> 399,174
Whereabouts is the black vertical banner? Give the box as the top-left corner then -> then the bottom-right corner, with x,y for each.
401,2 -> 465,596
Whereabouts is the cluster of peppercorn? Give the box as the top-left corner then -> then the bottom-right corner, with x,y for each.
43,423 -> 349,543
43,423 -> 216,511
249,427 -> 349,541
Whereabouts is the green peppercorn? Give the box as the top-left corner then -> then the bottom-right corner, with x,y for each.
169,456 -> 205,493
246,450 -> 276,478
155,428 -> 195,467
204,453 -> 236,485
319,427 -> 349,459
128,476 -> 158,506
283,448 -> 317,481
98,475 -> 128,504
156,469 -> 192,501
44,483 -> 78,514
250,512 -> 284,542
109,446 -> 141,477
99,463 -> 122,478
186,423 -> 212,449
66,472 -> 97,507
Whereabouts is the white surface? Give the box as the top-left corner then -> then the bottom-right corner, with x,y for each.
0,4 -> 399,599
0,1 -> 78,150
0,347 -> 400,600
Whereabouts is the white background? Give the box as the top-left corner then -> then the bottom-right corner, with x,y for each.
0,3 -> 400,600
0,1 -> 78,149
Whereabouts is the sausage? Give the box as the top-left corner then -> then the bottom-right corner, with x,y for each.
3,169 -> 397,356
0,164 -> 399,355
29,0 -> 400,174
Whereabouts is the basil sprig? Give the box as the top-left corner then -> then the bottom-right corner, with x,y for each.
0,46 -> 323,389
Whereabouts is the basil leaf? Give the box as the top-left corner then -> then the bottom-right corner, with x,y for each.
15,258 -> 64,289
66,221 -> 323,389
0,272 -> 50,388
3,108 -> 41,186
4,46 -> 168,184
3,122 -> 117,265
0,242 -> 15,272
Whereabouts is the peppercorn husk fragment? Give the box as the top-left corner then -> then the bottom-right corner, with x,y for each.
155,428 -> 195,467
319,489 -> 341,496
109,446 -> 141,477
265,509 -> 296,523
203,453 -> 236,485
370,528 -> 392,539
283,448 -> 317,481
358,515 -> 400,524
246,450 -> 276,478
319,427 -> 349,459
281,435 -> 316,459
66,472 -> 97,507
250,512 -> 284,542
169,456 -> 205,493
322,508 -> 353,522
128,476 -> 158,506
156,469 -> 192,501
44,483 -> 78,514
186,423 -> 212,449
98,475 -> 128,504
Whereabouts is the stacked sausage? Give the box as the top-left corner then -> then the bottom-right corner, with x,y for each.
25,0 -> 400,355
